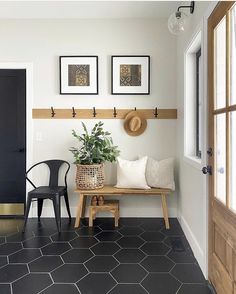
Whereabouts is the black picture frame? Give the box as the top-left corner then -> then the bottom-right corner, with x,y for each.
60,56 -> 98,95
111,55 -> 150,95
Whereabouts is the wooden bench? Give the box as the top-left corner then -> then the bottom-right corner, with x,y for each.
74,186 -> 173,229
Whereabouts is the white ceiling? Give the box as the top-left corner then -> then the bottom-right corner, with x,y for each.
0,1 -> 180,19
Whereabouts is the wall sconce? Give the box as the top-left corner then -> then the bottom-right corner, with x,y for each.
168,1 -> 195,35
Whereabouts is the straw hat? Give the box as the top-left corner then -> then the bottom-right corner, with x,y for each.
124,110 -> 147,136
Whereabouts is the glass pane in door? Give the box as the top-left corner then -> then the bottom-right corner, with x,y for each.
214,17 -> 226,109
230,112 -> 236,211
231,5 -> 236,105
215,113 -> 226,204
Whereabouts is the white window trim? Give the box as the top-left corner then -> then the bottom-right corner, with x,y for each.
184,23 -> 204,170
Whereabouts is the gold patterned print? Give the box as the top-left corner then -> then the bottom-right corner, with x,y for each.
68,64 -> 90,86
120,64 -> 141,86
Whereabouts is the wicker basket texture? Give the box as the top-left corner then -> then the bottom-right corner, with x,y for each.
76,164 -> 105,189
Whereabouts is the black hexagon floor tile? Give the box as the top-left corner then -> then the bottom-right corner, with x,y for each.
91,242 -> 120,255
12,273 -> 52,294
111,264 -> 147,283
109,284 -> 147,294
85,256 -> 118,272
0,284 -> 11,294
29,256 -> 63,272
117,236 -> 144,248
114,248 -> 146,263
40,283 -> 80,294
70,236 -> 98,248
141,256 -> 174,272
77,226 -> 101,236
51,231 -> 77,242
164,236 -> 191,250
0,256 -> 8,268
99,221 -> 121,231
141,231 -> 165,242
77,273 -> 117,294
161,225 -> 184,236
96,231 -> 122,242
119,227 -> 143,236
41,242 -> 71,255
141,219 -> 164,231
51,264 -> 88,283
9,248 -> 41,263
0,242 -> 22,255
23,237 -> 51,248
177,284 -> 212,294
141,242 -> 170,255
171,264 -> 205,283
0,217 -> 208,294
0,264 -> 28,283
62,248 -> 93,263
142,273 -> 180,294
6,231 -> 34,242
119,218 -> 143,227
167,249 -> 196,263
33,227 -> 57,237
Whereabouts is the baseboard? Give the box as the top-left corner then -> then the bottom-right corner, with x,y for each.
178,215 -> 207,278
30,206 -> 177,218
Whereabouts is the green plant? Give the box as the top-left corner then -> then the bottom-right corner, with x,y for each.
70,121 -> 120,165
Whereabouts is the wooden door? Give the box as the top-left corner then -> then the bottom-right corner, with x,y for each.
0,69 -> 26,216
208,2 -> 236,293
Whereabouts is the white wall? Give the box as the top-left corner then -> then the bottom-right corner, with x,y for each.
176,1 -> 213,277
0,18 -> 178,217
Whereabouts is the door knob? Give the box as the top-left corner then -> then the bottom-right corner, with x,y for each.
202,165 -> 212,175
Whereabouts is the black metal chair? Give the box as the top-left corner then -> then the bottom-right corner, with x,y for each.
22,160 -> 71,233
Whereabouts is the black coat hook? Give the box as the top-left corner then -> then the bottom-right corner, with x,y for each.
51,106 -> 55,118
113,107 -> 117,118
93,107 -> 97,118
72,107 -> 76,118
154,107 -> 158,118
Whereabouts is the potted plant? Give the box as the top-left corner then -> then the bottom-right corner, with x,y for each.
70,121 -> 120,189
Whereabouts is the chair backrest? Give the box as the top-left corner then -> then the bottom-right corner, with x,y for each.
26,160 -> 70,188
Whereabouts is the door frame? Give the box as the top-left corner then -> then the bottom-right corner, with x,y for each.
207,1 -> 236,290
0,63 -> 34,207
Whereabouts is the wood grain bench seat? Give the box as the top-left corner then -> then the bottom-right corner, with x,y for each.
74,186 -> 173,229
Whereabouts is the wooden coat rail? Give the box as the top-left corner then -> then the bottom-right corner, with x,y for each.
32,108 -> 177,119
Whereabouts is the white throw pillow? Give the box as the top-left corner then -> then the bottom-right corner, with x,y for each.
115,157 -> 150,189
146,157 -> 175,190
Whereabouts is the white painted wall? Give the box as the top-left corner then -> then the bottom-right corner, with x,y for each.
176,1 -> 214,278
0,18 -> 177,217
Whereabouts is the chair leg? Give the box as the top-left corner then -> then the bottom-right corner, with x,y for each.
52,195 -> 61,233
22,196 -> 32,233
64,191 -> 71,222
37,199 -> 44,222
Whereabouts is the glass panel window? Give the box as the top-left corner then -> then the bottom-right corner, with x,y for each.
214,17 -> 226,109
231,5 -> 236,105
215,113 -> 226,204
230,112 -> 236,211
196,49 -> 202,158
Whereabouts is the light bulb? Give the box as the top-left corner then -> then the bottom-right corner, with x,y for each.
168,11 -> 187,35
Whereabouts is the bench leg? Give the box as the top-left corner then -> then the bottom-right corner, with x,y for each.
161,194 -> 170,229
89,207 -> 94,227
75,193 -> 85,228
81,195 -> 87,218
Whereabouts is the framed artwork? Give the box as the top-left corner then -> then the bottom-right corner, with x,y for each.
60,56 -> 98,95
111,55 -> 150,95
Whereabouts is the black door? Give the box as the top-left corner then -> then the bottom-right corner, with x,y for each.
0,69 -> 26,215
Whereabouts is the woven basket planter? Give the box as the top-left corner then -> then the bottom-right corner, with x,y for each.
76,163 -> 105,190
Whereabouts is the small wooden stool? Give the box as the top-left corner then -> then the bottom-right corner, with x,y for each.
89,200 -> 119,227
